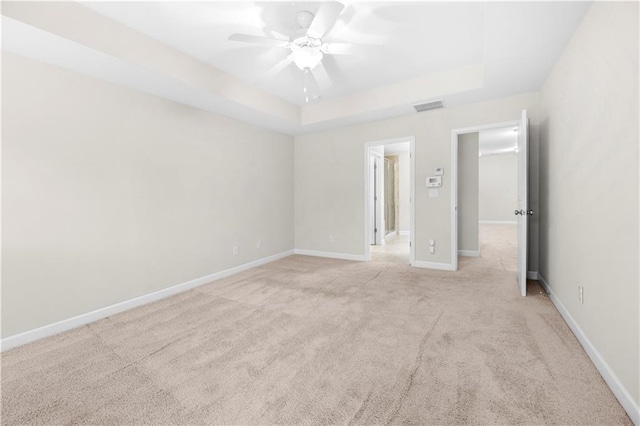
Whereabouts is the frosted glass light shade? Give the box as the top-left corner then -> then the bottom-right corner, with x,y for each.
291,47 -> 323,70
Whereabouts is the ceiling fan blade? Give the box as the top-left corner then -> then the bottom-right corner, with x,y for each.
322,42 -> 383,55
228,33 -> 289,48
262,56 -> 293,81
306,2 -> 345,40
311,62 -> 332,91
322,42 -> 353,55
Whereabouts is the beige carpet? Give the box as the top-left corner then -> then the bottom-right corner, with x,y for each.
1,225 -> 631,425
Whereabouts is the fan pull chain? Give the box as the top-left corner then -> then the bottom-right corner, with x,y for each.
303,68 -> 310,104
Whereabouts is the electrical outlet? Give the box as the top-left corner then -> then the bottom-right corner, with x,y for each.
233,246 -> 239,255
329,235 -> 334,243
578,286 -> 583,304
256,240 -> 262,249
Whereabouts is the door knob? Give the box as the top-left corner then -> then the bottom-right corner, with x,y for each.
514,209 -> 524,215
526,209 -> 534,216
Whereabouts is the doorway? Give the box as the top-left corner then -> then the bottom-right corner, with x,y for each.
457,127 -> 519,258
451,111 -> 529,295
364,137 -> 415,265
457,127 -> 519,270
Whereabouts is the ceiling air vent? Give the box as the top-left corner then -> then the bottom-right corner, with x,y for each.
413,100 -> 445,113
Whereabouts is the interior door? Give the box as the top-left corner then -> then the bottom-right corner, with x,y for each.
369,148 -> 384,245
384,158 -> 396,235
516,109 -> 529,296
369,155 -> 377,244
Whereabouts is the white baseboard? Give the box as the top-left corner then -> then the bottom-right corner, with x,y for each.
479,220 -> 517,225
458,250 -> 480,257
538,274 -> 639,425
399,230 -> 410,236
1,249 -> 295,352
527,271 -> 539,280
412,261 -> 456,271
293,249 -> 366,262
385,231 -> 397,239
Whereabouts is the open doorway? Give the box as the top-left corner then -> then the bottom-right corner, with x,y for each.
457,126 -> 519,262
451,111 -> 530,295
456,127 -> 519,273
364,137 -> 415,265
478,126 -> 519,273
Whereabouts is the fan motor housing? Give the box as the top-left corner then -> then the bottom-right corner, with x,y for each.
292,36 -> 321,49
295,10 -> 314,29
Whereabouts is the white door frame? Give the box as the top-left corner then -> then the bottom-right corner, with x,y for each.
364,136 -> 415,265
450,120 -> 520,272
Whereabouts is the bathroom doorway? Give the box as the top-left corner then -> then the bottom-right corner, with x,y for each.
365,137 -> 415,265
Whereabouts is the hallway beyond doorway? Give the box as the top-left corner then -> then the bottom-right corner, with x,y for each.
371,234 -> 410,264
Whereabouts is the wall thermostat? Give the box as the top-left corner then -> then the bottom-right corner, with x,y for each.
434,167 -> 444,176
427,176 -> 442,187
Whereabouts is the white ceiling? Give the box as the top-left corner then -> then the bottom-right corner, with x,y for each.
2,1 -> 591,135
80,1 -> 488,105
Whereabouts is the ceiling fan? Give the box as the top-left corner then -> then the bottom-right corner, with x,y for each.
228,1 -> 355,103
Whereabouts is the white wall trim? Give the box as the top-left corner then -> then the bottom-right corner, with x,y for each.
1,249 -> 294,352
385,231 -> 397,239
527,271 -> 539,280
538,274 -> 639,425
479,220 -> 517,225
450,131 -> 459,271
458,250 -> 480,257
399,230 -> 410,236
452,120 -> 522,135
294,249 -> 366,262
413,261 -> 456,271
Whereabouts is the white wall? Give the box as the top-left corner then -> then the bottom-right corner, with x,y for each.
398,151 -> 410,234
479,154 -> 518,222
458,133 -> 479,253
2,52 -> 294,338
294,92 -> 540,268
539,1 -> 639,414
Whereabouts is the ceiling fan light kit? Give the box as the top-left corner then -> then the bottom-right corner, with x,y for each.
290,38 -> 324,71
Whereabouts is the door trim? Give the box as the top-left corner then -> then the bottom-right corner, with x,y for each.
364,136 -> 415,265
450,120 -> 520,272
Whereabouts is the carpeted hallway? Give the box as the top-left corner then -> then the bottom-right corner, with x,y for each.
371,233 -> 411,264
1,225 -> 631,424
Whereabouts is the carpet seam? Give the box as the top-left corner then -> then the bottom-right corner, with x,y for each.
385,310 -> 445,425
